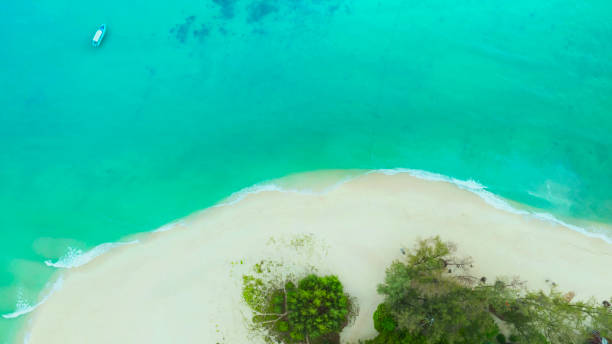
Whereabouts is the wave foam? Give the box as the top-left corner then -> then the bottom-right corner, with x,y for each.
372,168 -> 611,243
199,168 -> 612,243
44,240 -> 139,269
5,241 -> 138,319
214,175 -> 359,208
2,277 -> 63,319
38,168 -> 611,275
153,220 -> 187,233
214,184 -> 289,208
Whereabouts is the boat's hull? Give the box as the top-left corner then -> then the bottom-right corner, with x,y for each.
92,25 -> 106,47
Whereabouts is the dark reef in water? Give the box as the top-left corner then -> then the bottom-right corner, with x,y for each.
170,16 -> 210,44
168,0 -> 349,42
193,24 -> 211,42
213,0 -> 238,19
327,3 -> 341,14
209,0 -> 347,24
247,1 -> 278,23
170,16 -> 196,43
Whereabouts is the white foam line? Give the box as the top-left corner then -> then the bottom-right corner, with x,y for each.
371,168 -> 612,244
3,241 -> 139,319
37,168 -> 610,274
213,184 -> 290,208
44,240 -> 139,269
213,175 -> 358,208
198,168 -> 612,243
2,277 -> 64,319
153,220 -> 187,233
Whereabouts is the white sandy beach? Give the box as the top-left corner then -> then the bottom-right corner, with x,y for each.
22,171 -> 612,343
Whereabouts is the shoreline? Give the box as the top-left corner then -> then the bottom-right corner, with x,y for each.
19,170 -> 612,343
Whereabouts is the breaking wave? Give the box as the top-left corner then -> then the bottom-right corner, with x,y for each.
44,240 -> 139,269
373,168 -> 612,243
2,277 -> 64,319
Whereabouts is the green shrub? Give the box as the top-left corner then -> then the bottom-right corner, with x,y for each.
508,334 -> 518,343
496,333 -> 506,344
364,330 -> 428,344
277,321 -> 289,332
243,273 -> 354,344
373,304 -> 396,333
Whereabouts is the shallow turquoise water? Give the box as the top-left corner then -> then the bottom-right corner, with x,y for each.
1,0 -> 611,341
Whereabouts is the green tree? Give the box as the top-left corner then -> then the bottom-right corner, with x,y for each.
367,303 -> 428,344
369,236 -> 612,344
373,304 -> 397,333
488,286 -> 612,343
243,273 -> 356,344
376,237 -> 498,344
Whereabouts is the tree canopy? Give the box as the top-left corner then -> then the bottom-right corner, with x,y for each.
374,237 -> 498,343
243,271 -> 355,344
368,236 -> 612,344
240,238 -> 611,344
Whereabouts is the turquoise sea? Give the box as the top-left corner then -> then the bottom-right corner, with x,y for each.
1,0 -> 611,341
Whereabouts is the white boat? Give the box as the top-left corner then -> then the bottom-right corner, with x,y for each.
92,24 -> 106,47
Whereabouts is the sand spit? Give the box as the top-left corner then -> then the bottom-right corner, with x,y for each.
22,171 -> 612,343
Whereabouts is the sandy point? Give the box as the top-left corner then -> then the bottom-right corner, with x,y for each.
21,171 -> 612,344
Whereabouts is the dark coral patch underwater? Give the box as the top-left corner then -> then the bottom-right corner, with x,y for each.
247,0 -> 278,23
213,0 -> 239,19
193,24 -> 211,42
169,15 -> 197,43
170,16 -> 210,44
